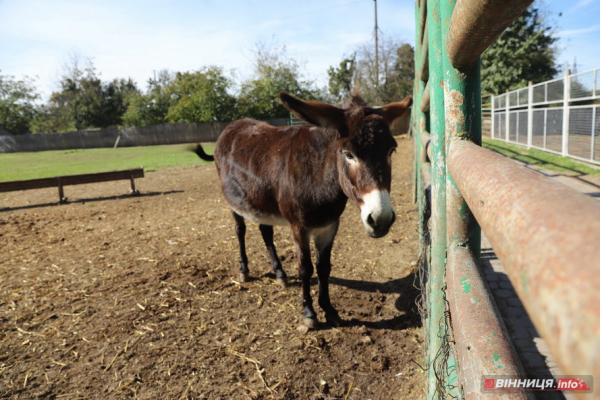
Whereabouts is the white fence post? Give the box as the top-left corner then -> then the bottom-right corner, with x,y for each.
562,69 -> 570,157
527,81 -> 533,149
505,89 -> 510,142
491,94 -> 495,139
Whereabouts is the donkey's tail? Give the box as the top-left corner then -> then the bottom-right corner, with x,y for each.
194,143 -> 214,162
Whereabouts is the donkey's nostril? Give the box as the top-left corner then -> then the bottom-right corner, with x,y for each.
367,213 -> 376,227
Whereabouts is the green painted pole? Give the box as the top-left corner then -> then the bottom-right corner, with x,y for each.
425,0 -> 450,398
440,0 -> 482,261
414,0 -> 425,250
440,0 -> 482,394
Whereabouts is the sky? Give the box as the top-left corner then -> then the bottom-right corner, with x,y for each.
1,0 -> 599,102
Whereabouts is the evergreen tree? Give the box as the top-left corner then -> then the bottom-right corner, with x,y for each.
481,6 -> 558,94
327,55 -> 355,103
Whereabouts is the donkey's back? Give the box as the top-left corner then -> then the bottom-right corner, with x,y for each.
214,118 -> 342,228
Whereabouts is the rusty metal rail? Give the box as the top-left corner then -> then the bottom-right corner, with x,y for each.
446,245 -> 528,399
448,139 -> 600,379
446,0 -> 533,69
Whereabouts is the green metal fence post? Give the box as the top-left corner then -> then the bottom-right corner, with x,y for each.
440,0 -> 482,262
425,0 -> 455,397
414,0 -> 426,250
440,0 -> 482,394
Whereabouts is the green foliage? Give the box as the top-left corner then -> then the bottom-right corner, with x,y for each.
165,67 -> 238,123
327,56 -> 355,102
0,73 -> 40,134
122,70 -> 174,127
32,56 -> 140,133
237,44 -> 319,120
481,7 -> 559,94
124,68 -> 237,126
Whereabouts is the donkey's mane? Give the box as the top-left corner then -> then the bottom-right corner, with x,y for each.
340,94 -> 367,111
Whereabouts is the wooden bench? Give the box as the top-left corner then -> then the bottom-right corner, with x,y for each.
0,168 -> 144,204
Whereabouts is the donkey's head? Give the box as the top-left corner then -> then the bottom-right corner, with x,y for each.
280,92 -> 412,238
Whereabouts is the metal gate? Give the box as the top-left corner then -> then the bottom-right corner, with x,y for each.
412,0 -> 600,398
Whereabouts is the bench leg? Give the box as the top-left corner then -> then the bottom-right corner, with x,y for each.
130,176 -> 140,196
58,181 -> 67,204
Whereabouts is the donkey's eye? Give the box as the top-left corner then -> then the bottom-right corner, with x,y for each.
342,151 -> 355,161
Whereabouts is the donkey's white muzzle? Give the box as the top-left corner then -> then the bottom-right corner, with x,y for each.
360,189 -> 396,238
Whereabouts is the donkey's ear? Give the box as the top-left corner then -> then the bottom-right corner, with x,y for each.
279,92 -> 346,131
380,95 -> 413,125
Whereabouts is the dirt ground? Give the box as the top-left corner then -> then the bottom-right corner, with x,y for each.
0,136 -> 425,400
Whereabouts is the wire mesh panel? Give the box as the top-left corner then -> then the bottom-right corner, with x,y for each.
546,109 -> 563,153
509,91 -> 518,108
533,84 -> 546,104
494,94 -> 506,109
532,110 -> 545,148
571,71 -> 595,100
518,88 -> 529,106
495,112 -> 506,140
508,112 -> 518,142
517,111 -> 528,145
594,107 -> 600,161
568,107 -> 594,159
547,80 -> 565,103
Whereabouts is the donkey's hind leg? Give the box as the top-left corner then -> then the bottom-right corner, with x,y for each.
232,212 -> 250,282
259,224 -> 288,286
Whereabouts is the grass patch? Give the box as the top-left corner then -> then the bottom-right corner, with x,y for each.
483,138 -> 600,175
0,143 -> 215,182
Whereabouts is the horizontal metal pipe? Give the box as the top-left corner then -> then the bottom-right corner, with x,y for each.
418,20 -> 430,82
420,131 -> 431,162
420,80 -> 431,113
446,0 -> 533,69
418,0 -> 428,46
447,245 -> 529,400
448,139 -> 600,378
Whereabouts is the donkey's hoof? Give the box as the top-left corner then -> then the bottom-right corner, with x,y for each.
303,317 -> 318,330
239,272 -> 250,283
276,277 -> 288,287
325,312 -> 343,326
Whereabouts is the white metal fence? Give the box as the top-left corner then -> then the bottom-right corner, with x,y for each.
491,67 -> 600,165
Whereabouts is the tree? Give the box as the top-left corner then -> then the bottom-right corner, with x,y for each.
349,35 -> 414,105
327,55 -> 355,103
237,43 -> 320,120
123,70 -> 174,127
101,78 -> 139,126
165,67 -> 238,123
481,6 -> 559,94
32,54 -> 140,133
0,73 -> 39,134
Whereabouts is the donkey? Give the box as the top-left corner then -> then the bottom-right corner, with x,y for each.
195,92 -> 412,328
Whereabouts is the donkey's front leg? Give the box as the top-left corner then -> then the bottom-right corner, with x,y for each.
291,226 -> 317,329
314,221 -> 341,324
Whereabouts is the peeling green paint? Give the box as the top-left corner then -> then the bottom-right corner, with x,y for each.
460,277 -> 471,293
493,354 -> 501,362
